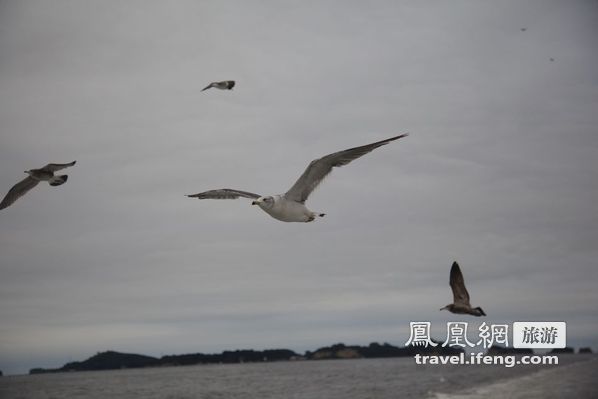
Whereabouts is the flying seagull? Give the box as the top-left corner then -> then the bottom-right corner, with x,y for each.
201,80 -> 235,91
187,134 -> 408,222
0,161 -> 76,210
440,262 -> 486,317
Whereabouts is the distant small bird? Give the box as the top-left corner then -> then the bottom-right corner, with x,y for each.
549,58 -> 555,62
201,80 -> 235,91
520,28 -> 527,32
187,134 -> 408,223
0,161 -> 76,210
440,261 -> 486,317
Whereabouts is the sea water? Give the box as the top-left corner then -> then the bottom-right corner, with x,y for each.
0,355 -> 596,398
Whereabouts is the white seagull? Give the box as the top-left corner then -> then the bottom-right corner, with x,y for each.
187,134 -> 408,222
0,161 -> 76,210
201,80 -> 235,91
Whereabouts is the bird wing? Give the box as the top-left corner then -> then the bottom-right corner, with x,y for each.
201,82 -> 214,91
449,262 -> 471,306
187,188 -> 261,200
41,161 -> 76,172
284,134 -> 408,203
0,176 -> 40,210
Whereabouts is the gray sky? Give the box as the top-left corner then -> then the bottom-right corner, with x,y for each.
1,0 -> 597,375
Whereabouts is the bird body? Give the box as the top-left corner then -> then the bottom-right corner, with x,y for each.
187,134 -> 408,222
201,80 -> 235,91
252,195 -> 324,222
27,169 -> 54,181
440,261 -> 486,317
0,161 -> 76,210
441,303 -> 485,316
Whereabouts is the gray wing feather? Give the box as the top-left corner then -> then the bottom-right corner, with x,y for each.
284,134 -> 408,203
0,176 -> 40,210
42,161 -> 76,172
187,189 -> 261,200
450,262 -> 471,306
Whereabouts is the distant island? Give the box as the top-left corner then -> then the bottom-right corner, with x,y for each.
486,345 -> 533,355
29,341 -> 462,375
549,347 -> 575,354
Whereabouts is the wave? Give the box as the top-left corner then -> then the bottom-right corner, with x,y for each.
431,357 -> 598,399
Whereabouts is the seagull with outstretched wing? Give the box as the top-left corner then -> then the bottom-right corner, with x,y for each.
0,161 -> 76,210
187,134 -> 408,222
440,261 -> 486,317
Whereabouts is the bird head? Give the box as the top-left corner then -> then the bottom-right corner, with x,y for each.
440,304 -> 453,312
252,196 -> 274,208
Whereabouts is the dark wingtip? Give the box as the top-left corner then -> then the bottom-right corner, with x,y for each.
390,132 -> 409,141
449,261 -> 461,280
381,133 -> 409,144
49,175 -> 68,186
371,133 -> 409,147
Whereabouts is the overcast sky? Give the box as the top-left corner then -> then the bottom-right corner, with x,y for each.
0,0 -> 597,375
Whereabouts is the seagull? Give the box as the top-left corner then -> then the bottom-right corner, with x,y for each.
0,161 -> 76,210
201,80 -> 235,91
440,261 -> 486,317
187,134 -> 408,222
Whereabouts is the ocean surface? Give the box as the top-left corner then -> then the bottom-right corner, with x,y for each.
1,355 -> 596,398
